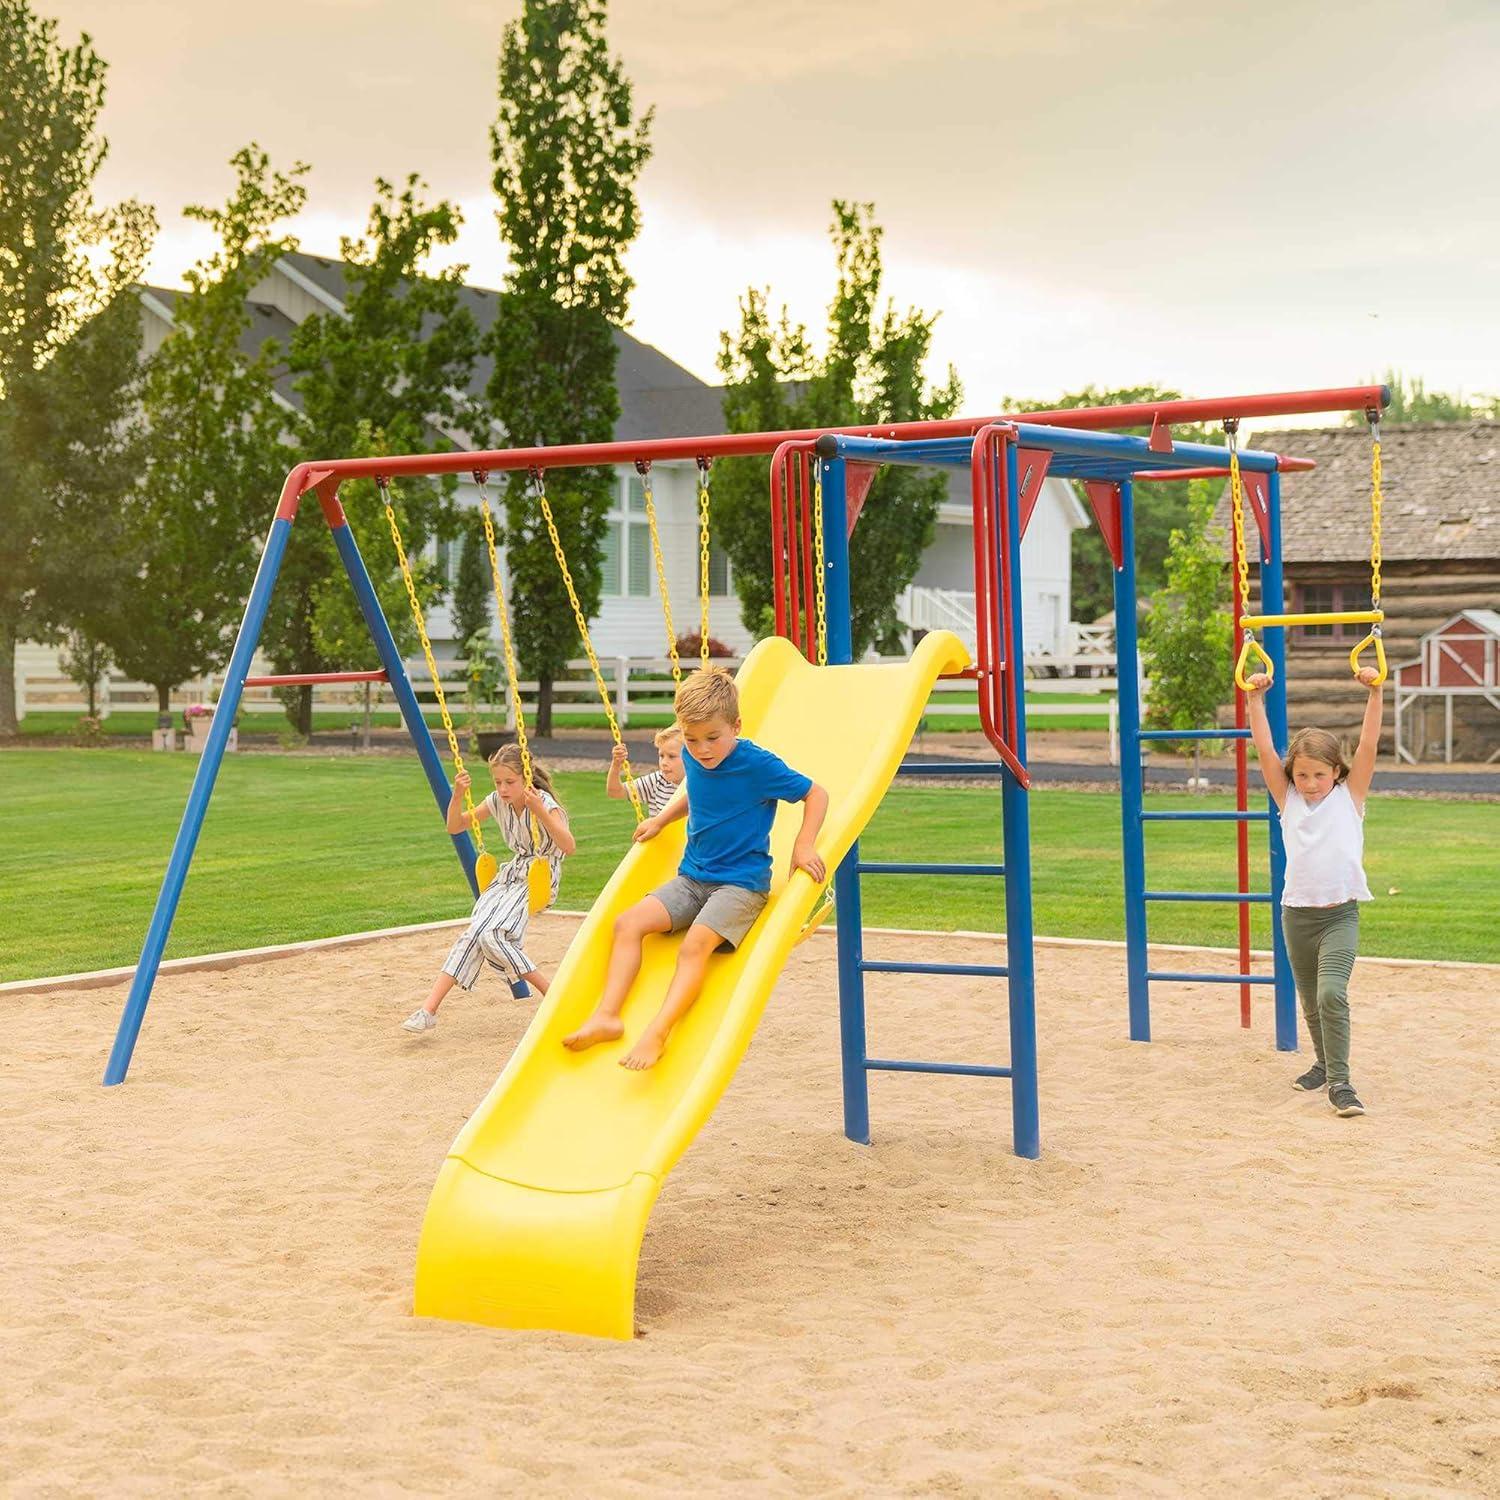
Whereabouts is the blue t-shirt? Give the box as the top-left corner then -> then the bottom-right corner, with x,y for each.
678,738 -> 813,892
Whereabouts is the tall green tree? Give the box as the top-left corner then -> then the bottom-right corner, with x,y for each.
1141,483 -> 1232,773
717,201 -> 961,656
1005,386 -> 1213,624
0,0 -> 153,733
450,514 -> 493,651
271,176 -> 481,732
487,0 -> 652,733
101,146 -> 307,712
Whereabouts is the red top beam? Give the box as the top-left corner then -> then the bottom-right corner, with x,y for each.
274,385 -> 1388,503
1135,456 -> 1317,482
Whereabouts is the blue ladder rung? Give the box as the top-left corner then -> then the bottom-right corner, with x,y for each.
865,1057 -> 1013,1078
858,960 -> 1009,978
1136,728 -> 1251,741
1140,810 -> 1271,823
1143,890 -> 1273,903
1146,970 -> 1276,986
897,762 -> 1005,777
856,861 -> 1005,876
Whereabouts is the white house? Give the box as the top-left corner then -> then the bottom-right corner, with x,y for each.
20,255 -> 1085,702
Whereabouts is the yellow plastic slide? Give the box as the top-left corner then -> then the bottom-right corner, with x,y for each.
413,629 -> 970,1339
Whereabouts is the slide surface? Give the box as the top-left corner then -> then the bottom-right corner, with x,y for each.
413,630 -> 970,1339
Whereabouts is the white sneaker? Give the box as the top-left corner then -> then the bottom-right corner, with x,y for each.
401,1009 -> 437,1033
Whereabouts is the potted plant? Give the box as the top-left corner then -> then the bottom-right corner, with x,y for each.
183,700 -> 240,755
464,630 -> 513,760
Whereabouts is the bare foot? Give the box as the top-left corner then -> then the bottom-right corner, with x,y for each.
619,1028 -> 668,1070
562,1013 -> 625,1051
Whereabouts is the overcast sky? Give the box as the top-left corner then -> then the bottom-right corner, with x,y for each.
44,0 -> 1500,411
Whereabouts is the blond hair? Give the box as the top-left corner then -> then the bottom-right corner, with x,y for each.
653,722 -> 683,749
1282,727 -> 1350,784
488,742 -> 563,807
674,666 -> 738,727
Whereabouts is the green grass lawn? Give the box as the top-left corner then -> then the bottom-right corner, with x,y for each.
1,748 -> 1491,981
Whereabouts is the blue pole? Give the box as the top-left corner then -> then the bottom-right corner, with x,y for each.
329,517 -> 478,897
1000,438 -> 1040,1158
103,515 -> 294,1086
820,455 -> 870,1144
1261,472 -> 1298,1051
1113,479 -> 1150,1041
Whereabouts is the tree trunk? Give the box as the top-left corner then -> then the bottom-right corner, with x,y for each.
156,682 -> 171,714
297,683 -> 313,738
87,673 -> 98,717
361,680 -> 372,751
537,672 -> 554,738
0,618 -> 18,736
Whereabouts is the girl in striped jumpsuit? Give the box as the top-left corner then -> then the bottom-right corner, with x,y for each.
402,745 -> 574,1033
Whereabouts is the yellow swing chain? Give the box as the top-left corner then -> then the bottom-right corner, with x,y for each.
531,469 -> 645,822
638,461 -> 681,685
697,458 -> 713,669
380,478 -> 486,859
1348,415 -> 1388,685
1227,423 -> 1275,692
475,476 -> 549,900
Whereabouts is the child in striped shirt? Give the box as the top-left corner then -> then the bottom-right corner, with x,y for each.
401,745 -> 575,1034
606,723 -> 684,818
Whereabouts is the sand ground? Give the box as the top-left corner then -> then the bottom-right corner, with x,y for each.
3,920 -> 1496,1498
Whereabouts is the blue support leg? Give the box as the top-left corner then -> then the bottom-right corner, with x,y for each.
1262,473 -> 1298,1051
330,516 -> 480,900
1112,479 -> 1150,1041
103,515 -> 295,1086
1001,439 -> 1040,1157
817,454 -> 870,1142
834,843 -> 870,1145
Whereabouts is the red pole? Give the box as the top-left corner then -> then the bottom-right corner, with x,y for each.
279,385 -> 1389,493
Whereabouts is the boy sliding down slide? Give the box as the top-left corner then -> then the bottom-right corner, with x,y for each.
564,666 -> 828,1070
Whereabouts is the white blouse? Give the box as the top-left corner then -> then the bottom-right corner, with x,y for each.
1279,782 -> 1372,907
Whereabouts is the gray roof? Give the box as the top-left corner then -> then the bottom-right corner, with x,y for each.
141,285 -> 303,409
279,251 -> 720,439
1211,422 -> 1500,563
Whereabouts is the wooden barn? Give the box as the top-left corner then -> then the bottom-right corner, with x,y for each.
1214,422 -> 1500,754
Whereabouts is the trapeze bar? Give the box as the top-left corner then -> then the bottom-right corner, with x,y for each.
1140,810 -> 1271,823
865,1058 -> 1013,1078
856,861 -> 1006,876
858,959 -> 1009,978
1136,728 -> 1250,741
1143,890 -> 1273,903
1239,610 -> 1383,628
243,669 -> 389,687
1146,970 -> 1277,986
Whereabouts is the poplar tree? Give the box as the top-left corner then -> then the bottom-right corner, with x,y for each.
0,0 -> 152,732
272,176 -> 481,733
487,0 -> 652,733
716,202 -> 961,657
102,146 -> 307,712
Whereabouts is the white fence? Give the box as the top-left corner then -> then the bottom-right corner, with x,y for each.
16,651 -> 1123,758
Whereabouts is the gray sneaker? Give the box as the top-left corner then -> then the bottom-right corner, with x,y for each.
1329,1084 -> 1365,1117
401,1008 -> 438,1034
1292,1064 -> 1327,1092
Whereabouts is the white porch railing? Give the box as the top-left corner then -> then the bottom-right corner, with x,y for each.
16,651 -> 1125,761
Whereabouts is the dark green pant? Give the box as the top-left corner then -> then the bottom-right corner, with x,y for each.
1280,901 -> 1360,1087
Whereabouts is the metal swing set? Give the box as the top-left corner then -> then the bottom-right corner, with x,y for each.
105,384 -> 1392,1177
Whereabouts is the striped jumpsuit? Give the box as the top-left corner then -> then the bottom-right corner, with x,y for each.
441,790 -> 566,990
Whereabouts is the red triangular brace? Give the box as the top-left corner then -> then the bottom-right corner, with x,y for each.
1016,449 -> 1054,538
845,462 -> 877,534
1241,471 -> 1272,562
1084,480 -> 1124,569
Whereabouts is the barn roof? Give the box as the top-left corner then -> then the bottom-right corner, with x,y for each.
1210,422 -> 1500,563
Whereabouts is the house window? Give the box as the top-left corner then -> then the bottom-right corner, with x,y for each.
709,544 -> 731,598
603,476 -> 655,598
1292,582 -> 1365,639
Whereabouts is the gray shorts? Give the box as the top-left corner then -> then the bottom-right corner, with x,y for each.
652,876 -> 768,950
